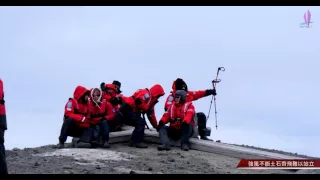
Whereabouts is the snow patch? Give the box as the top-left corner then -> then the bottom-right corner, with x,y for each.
35,148 -> 136,166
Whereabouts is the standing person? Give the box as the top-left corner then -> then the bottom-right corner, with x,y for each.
157,90 -> 195,151
0,79 -> 8,174
58,86 -> 93,149
117,84 -> 165,148
164,78 -> 216,141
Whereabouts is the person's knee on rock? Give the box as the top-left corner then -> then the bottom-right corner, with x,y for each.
157,90 -> 195,151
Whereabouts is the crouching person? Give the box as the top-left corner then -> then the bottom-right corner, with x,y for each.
157,90 -> 195,151
116,84 -> 165,148
58,86 -> 93,149
88,88 -> 117,148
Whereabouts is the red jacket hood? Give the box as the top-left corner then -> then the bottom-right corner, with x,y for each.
89,88 -> 102,104
150,84 -> 165,98
171,80 -> 177,92
74,86 -> 89,101
105,84 -> 117,91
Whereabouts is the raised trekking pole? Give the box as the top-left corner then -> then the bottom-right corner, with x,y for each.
207,67 -> 225,130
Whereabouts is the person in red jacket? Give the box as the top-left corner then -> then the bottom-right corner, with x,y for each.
87,88 -> 117,148
110,80 -> 128,110
58,86 -> 93,149
100,81 -> 127,111
0,79 -> 8,174
164,78 -> 216,141
100,83 -> 122,110
117,84 -> 165,148
157,90 -> 195,151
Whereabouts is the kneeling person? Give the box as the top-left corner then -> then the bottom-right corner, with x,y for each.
58,86 -> 93,149
157,90 -> 195,151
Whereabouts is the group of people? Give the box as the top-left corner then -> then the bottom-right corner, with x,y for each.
58,78 -> 217,152
0,78 -> 217,174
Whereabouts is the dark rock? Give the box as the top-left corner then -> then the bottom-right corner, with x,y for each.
129,170 -> 138,174
148,167 -> 153,171
167,157 -> 175,162
62,165 -> 73,169
34,162 -> 40,166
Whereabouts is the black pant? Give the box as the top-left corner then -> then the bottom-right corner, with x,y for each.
58,118 -> 93,143
197,112 -> 210,137
159,123 -> 192,147
117,103 -> 146,144
0,128 -> 8,174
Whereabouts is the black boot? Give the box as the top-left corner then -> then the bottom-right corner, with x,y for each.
128,140 -> 148,148
200,136 -> 213,141
91,141 -> 100,148
58,140 -> 65,149
157,144 -> 171,151
181,144 -> 189,151
75,141 -> 92,148
102,141 -> 110,148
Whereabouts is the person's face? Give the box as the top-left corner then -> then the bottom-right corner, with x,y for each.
174,96 -> 181,104
93,90 -> 100,102
114,85 -> 120,93
107,89 -> 114,95
83,94 -> 90,102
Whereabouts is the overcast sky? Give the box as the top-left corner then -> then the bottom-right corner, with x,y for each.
0,6 -> 319,157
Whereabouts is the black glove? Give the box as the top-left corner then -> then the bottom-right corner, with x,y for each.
205,89 -> 217,96
110,97 -> 122,105
181,122 -> 189,128
134,98 -> 142,105
156,121 -> 165,132
0,94 -> 5,105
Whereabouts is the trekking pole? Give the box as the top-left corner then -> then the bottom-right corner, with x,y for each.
142,113 -> 151,130
207,67 -> 225,130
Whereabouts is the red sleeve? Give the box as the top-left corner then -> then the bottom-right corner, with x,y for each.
0,79 -> 3,100
190,90 -> 207,101
64,100 -> 83,122
146,107 -> 157,129
104,101 -> 116,121
120,95 -> 127,103
136,90 -> 150,111
164,94 -> 174,111
182,104 -> 195,124
160,107 -> 171,124
104,94 -> 112,102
